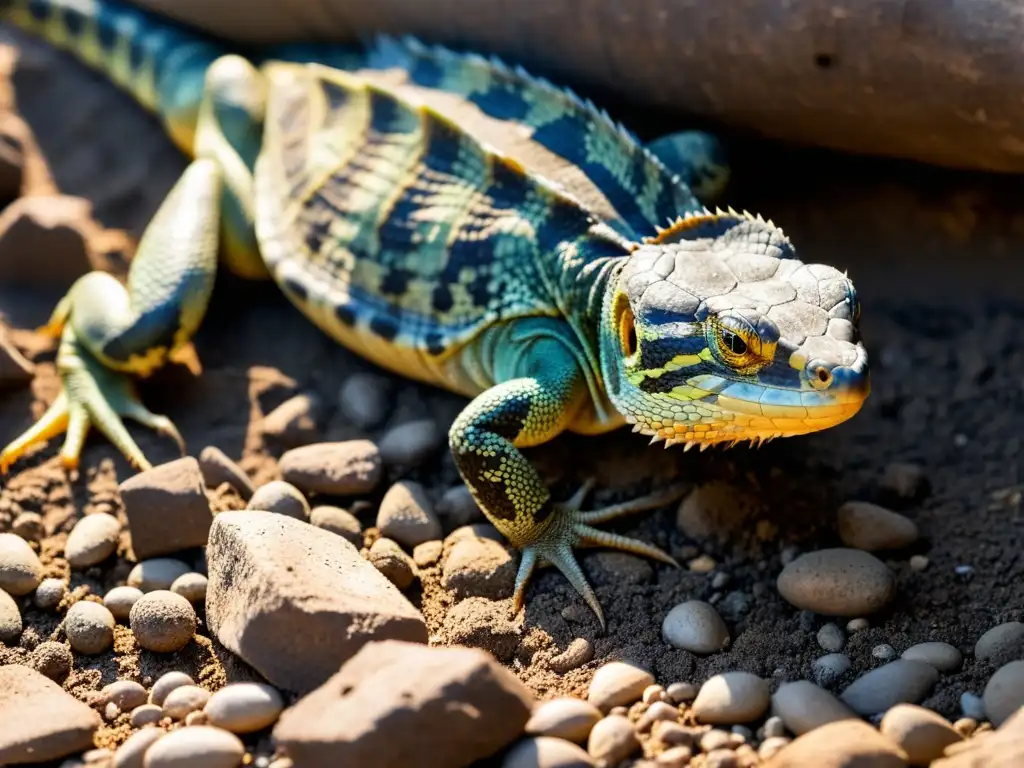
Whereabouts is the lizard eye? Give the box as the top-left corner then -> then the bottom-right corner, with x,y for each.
708,311 -> 777,373
720,328 -> 747,355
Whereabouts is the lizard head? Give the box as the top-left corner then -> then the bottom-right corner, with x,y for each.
599,210 -> 869,448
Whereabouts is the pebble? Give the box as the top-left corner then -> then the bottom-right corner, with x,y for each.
873,643 -> 897,661
700,729 -> 731,752
114,726 -> 164,768
162,684 -> 211,719
846,618 -> 870,633
170,572 -> 208,604
816,623 -> 845,652
812,654 -> 852,687
139,725 -> 244,767
666,682 -> 697,704
377,418 -> 443,467
65,513 -> 121,569
412,540 -> 443,568
127,558 -> 192,592
688,554 -> 717,573
974,621 -> 1024,663
503,736 -> 597,768
880,461 -> 928,501
764,716 -> 787,738
102,680 -> 147,711
130,704 -> 164,727
879,703 -> 963,765
771,680 -> 858,735
983,659 -> 1024,726
758,737 -> 790,760
587,714 -> 639,765
840,660 -> 939,715
651,720 -> 695,749
549,638 -> 595,674
442,537 -> 516,600
28,640 -> 72,681
675,481 -> 759,541
763,719 -> 907,768
776,548 -> 896,616
587,661 -> 655,712
129,590 -> 197,652
309,506 -> 362,546
377,480 -> 442,548
435,485 -> 483,527
636,702 -> 680,733
0,532 -> 43,595
691,671 -> 769,724
0,586 -> 21,643
660,599 -> 730,654
836,501 -> 918,551
277,440 -> 383,495
198,445 -> 255,500
11,511 -> 44,542
642,685 -> 667,705
366,537 -> 417,589
337,372 -> 390,429
104,586 -> 144,620
656,746 -> 693,767
246,480 -> 310,521
34,578 -> 66,610
150,671 -> 196,706
901,641 -> 962,672
261,392 -> 320,445
526,698 -> 603,743
959,692 -> 986,720
952,717 -> 977,737
201,681 -> 283,733
704,749 -> 738,768
64,600 -> 115,654
909,555 -> 929,572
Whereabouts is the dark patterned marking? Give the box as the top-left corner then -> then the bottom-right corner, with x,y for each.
62,6 -> 85,35
369,313 -> 400,342
535,197 -> 595,251
407,56 -> 445,88
334,302 -> 356,327
424,332 -> 447,356
431,284 -> 454,313
637,363 -> 718,394
487,160 -> 531,210
27,0 -> 48,22
303,218 -> 332,256
379,267 -> 412,297
469,85 -> 530,122
319,78 -> 350,112
129,34 -> 147,74
282,276 -> 308,302
420,111 -> 470,180
368,88 -> 418,135
96,13 -> 118,51
639,335 -> 709,370
101,305 -> 180,365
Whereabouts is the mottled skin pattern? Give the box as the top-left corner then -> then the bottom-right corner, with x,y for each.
1,0 -> 870,628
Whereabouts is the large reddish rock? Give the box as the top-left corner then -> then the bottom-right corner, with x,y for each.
0,665 -> 101,763
205,512 -> 427,694
273,640 -> 535,767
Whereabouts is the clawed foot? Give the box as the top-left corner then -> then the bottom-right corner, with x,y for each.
0,329 -> 184,474
511,478 -> 689,631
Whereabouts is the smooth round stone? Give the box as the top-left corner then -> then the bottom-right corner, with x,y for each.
0,532 -> 43,595
974,621 -> 1024,663
586,661 -> 655,712
836,501 -> 919,551
770,680 -> 858,736
140,725 -> 243,768
758,737 -> 791,760
197,445 -> 255,501
247,480 -> 310,521
666,682 -> 698,704
816,623 -> 845,653
103,680 -> 148,711
873,643 -> 897,661
169,572 -> 208,604
127,558 -> 192,592
960,692 -> 986,720
150,671 -> 195,706
65,600 -> 115,654
525,698 -> 603,743
763,719 -> 907,768
104,586 -> 145,621
658,746 -> 695,767
503,736 -> 596,768
812,654 -> 852,687
636,702 -> 680,733
691,671 -> 770,724
377,419 -> 443,467
129,591 -> 197,653
901,641 -> 963,673
376,480 -> 442,548
776,548 -> 896,616
983,660 -> 1024,726
11,511 -> 44,542
65,512 -> 121,568
366,537 -> 416,589
661,600 -> 730,654
162,684 -> 211,719
204,682 -> 284,734
839,660 -> 939,715
337,372 -> 390,429
130,704 -> 164,727
586,715 -> 639,765
309,505 -> 362,546
0,586 -> 21,643
28,640 -> 72,682
115,726 -> 164,768
33,578 -> 66,610
879,703 -> 963,765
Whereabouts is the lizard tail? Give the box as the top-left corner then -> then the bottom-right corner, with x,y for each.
5,0 -> 230,156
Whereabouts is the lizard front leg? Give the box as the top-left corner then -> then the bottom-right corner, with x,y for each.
449,333 -> 683,630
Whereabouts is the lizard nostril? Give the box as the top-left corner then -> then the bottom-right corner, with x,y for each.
811,365 -> 833,390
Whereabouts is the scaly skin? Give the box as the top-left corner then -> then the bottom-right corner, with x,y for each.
1,0 -> 870,628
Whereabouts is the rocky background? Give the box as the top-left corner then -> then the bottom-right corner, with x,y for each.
0,19 -> 1023,768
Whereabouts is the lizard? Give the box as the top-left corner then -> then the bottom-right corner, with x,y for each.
0,0 -> 870,628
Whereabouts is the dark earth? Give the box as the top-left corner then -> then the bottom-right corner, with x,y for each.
0,20 -> 1022,763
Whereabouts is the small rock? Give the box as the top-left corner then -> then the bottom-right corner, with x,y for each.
278,440 -> 383,495
688,554 -> 717,573
102,680 -> 147,711
28,641 -> 72,682
812,654 -> 852,687
909,555 -> 929,571
776,548 -> 896,616
274,640 -> 534,766
130,705 -> 163,728
412,540 -> 443,568
951,718 -> 977,737
636,702 -> 679,733
337,373 -> 390,429
657,745 -> 694,767
118,457 -> 213,560
442,537 -> 515,600
974,621 -> 1024,664
0,196 -> 94,286
261,393 -> 320,446
759,737 -> 791,760
692,672 -> 769,724
587,661 -> 655,712
931,707 -> 1024,767
959,692 -> 986,721
64,600 -> 115,654
873,643 -> 897,661
0,665 -> 101,763
204,682 -> 284,734
836,501 -> 918,551
0,587 -> 22,643
526,698 -> 603,743
901,642 -> 962,673
661,600 -> 730,654
771,680 -> 858,735
377,419 -> 443,467
129,590 -> 197,653
104,586 -> 144,620
0,532 -> 43,595
11,511 -> 44,542
170,572 -> 208,603
367,537 -> 417,589
504,737 -> 596,768
847,618 -> 870,633
198,446 -> 255,500
587,714 -> 639,765
762,719 -> 907,768
675,481 -> 760,541
436,485 -> 483,527
880,462 -> 928,501
840,660 -> 939,715
150,671 -> 195,706
140,725 -> 243,767
127,558 -> 192,592
816,623 -> 845,653
34,578 -> 67,611
113,726 -> 164,768
666,682 -> 698,704
643,685 -> 667,705
549,638 -> 594,674
705,748 -> 739,768
879,703 -> 963,766
247,480 -> 310,521
441,597 -> 521,663
377,481 -> 442,548
163,685 -> 211,719
309,506 -> 362,546
65,513 -> 121,569
700,729 -> 732,752
983,659 -> 1024,726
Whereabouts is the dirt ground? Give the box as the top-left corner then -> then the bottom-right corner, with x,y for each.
0,22 -> 1022,756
